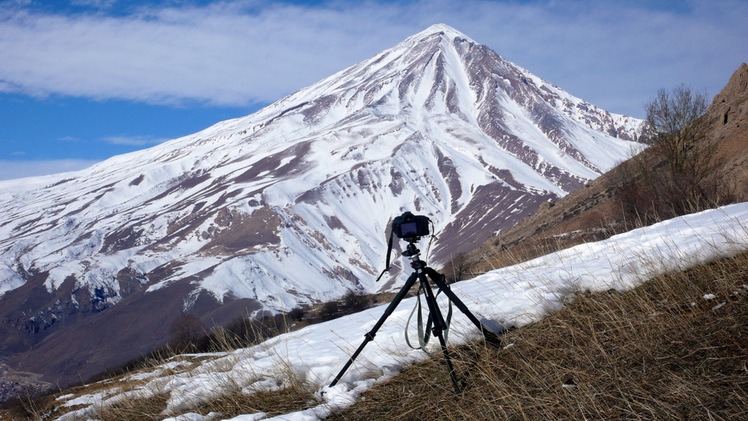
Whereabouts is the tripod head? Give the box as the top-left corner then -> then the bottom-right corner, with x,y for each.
402,240 -> 426,271
402,241 -> 420,257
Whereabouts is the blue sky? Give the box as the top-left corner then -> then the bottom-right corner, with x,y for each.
1,0 -> 746,180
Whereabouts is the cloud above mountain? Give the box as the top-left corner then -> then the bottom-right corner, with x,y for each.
1,0 -> 745,117
0,158 -> 101,180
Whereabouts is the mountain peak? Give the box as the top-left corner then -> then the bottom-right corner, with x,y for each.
414,23 -> 474,42
391,23 -> 476,53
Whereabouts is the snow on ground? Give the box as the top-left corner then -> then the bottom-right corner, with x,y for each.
55,202 -> 748,421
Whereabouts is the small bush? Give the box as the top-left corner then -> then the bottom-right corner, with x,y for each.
168,314 -> 205,353
341,290 -> 371,313
318,301 -> 340,320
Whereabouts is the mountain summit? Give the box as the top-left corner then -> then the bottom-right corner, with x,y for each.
0,24 -> 645,386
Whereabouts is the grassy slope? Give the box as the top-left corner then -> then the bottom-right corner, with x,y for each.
330,252 -> 748,420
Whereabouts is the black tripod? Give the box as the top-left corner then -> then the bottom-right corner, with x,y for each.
329,241 -> 501,393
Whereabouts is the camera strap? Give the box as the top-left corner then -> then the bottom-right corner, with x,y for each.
374,228 -> 395,282
405,284 -> 429,350
405,286 -> 453,352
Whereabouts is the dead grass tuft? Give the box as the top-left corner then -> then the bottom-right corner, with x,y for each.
96,394 -> 170,421
196,385 -> 318,419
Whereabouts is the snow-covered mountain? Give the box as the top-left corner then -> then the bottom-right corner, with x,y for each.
0,24 -> 645,385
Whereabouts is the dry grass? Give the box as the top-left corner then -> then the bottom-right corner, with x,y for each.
191,385 -> 318,419
92,386 -> 317,420
96,394 -> 170,421
330,251 -> 748,420
465,210 -> 626,276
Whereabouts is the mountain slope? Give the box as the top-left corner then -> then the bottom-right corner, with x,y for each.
0,24 -> 645,387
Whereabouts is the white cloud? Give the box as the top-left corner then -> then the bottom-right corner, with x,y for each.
58,136 -> 83,142
102,135 -> 168,146
70,0 -> 117,8
0,0 -> 746,117
0,159 -> 100,181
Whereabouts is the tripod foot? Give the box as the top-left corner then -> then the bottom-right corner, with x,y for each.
479,318 -> 513,347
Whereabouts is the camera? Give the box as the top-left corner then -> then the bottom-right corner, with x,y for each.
392,211 -> 430,240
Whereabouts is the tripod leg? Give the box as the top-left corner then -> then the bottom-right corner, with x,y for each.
330,271 -> 419,387
419,273 -> 461,393
425,267 -> 504,346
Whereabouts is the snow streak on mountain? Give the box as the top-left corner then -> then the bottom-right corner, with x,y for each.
0,24 -> 645,384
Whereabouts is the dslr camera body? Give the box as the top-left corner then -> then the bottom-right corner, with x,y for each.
392,211 -> 430,240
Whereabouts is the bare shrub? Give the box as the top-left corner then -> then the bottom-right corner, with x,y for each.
615,84 -> 735,226
288,306 -> 305,321
313,291 -> 375,322
442,252 -> 472,283
645,84 -> 708,170
168,314 -> 205,353
318,301 -> 340,321
341,290 -> 371,313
